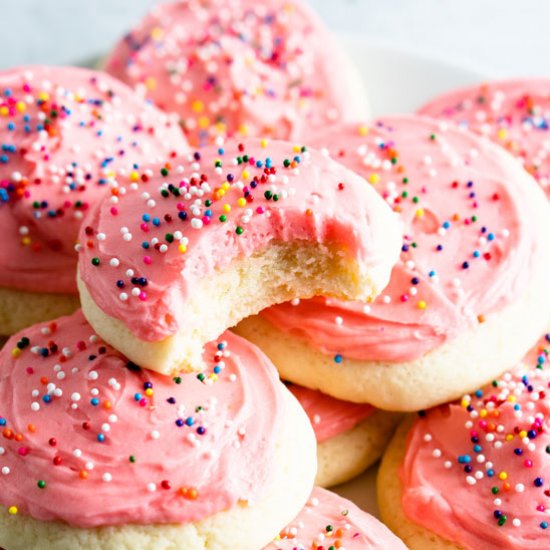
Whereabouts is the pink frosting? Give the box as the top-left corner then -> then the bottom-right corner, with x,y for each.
264,486 -> 407,549
287,384 -> 373,443
0,310 -> 284,528
0,65 -> 188,294
419,79 -> 550,200
105,0 -> 364,147
261,116 -> 543,362
78,139 -> 400,342
400,332 -> 550,550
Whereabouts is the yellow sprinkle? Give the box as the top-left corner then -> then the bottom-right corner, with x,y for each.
209,373 -> 218,382
0,106 -> 9,116
519,430 -> 527,438
241,170 -> 249,180
178,244 -> 187,254
369,173 -> 380,184
293,145 -> 301,153
223,204 -> 231,213
358,125 -> 369,136
16,101 -> 26,113
417,300 -> 427,310
215,122 -> 227,134
507,395 -> 516,402
479,409 -> 488,418
151,27 -> 164,41
498,472 -> 508,481
497,128 -> 508,140
130,171 -> 140,182
191,100 -> 204,114
21,237 -> 31,246
214,190 -> 225,200
144,388 -> 154,397
460,397 -> 470,408
260,139 -> 269,148
237,198 -> 246,207
8,506 -> 18,515
145,77 -> 157,91
505,434 -> 514,441
11,348 -> 21,358
238,124 -> 249,137
415,208 -> 425,218
38,91 -> 50,102
198,116 -> 210,129
222,182 -> 230,191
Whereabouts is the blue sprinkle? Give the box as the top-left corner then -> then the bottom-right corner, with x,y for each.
334,354 -> 343,364
97,433 -> 105,443
142,214 -> 151,222
90,398 -> 99,406
458,455 -> 471,464
134,393 -> 142,401
185,417 -> 194,426
42,395 -> 52,404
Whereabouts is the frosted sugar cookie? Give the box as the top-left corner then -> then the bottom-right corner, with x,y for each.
289,384 -> 401,487
0,311 -> 316,550
236,117 -> 550,410
0,66 -> 187,334
419,79 -> 550,199
264,486 -> 408,549
77,139 -> 401,374
105,0 -> 368,146
378,331 -> 550,550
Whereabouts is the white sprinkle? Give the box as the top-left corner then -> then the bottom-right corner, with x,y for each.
109,258 -> 120,267
31,402 -> 40,412
71,393 -> 81,402
119,292 -> 129,301
103,473 -> 113,482
147,483 -> 157,492
88,371 -> 99,381
151,430 -> 160,440
1,467 -> 10,475
73,449 -> 82,458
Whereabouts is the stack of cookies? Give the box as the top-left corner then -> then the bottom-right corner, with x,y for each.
0,1 -> 549,549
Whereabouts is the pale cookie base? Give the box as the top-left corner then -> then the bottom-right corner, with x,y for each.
79,240 -> 391,375
377,417 -> 464,550
316,409 -> 402,488
235,258 -> 550,411
0,287 -> 79,336
0,386 -> 316,550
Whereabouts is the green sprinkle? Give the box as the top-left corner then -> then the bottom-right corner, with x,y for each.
219,215 -> 227,223
165,233 -> 174,243
37,480 -> 46,489
235,226 -> 244,235
160,189 -> 169,198
91,258 -> 100,266
173,376 -> 182,384
160,168 -> 169,177
129,455 -> 136,463
264,190 -> 273,200
491,487 -> 499,494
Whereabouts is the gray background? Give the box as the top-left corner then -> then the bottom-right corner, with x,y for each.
0,0 -> 548,76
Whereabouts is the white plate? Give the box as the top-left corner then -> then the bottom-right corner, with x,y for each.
341,34 -> 492,117
331,35 -> 491,515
